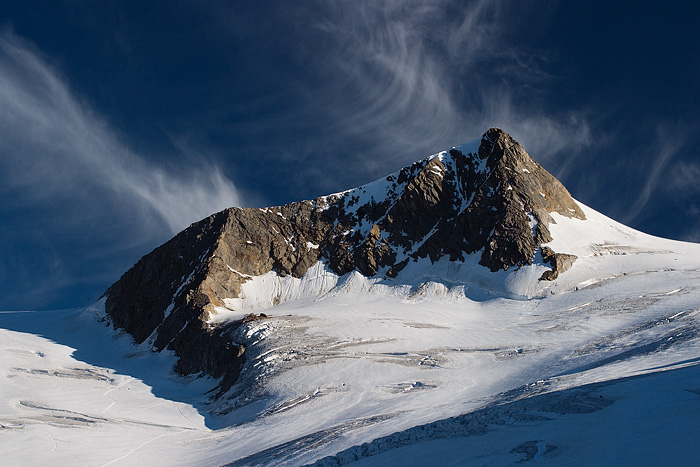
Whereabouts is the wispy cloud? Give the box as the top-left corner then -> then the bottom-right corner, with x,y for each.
195,1 -> 592,201
292,0 -> 591,172
669,161 -> 700,195
666,147 -> 700,242
621,125 -> 687,224
0,30 -> 245,309
0,29 -> 242,235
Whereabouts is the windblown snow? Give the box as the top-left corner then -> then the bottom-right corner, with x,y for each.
2,202 -> 700,466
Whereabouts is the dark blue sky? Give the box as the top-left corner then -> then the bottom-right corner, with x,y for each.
1,1 -> 699,310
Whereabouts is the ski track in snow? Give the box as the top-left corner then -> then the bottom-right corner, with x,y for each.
102,376 -> 127,415
100,433 -> 178,467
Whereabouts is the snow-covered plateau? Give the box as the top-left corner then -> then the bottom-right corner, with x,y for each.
2,201 -> 700,466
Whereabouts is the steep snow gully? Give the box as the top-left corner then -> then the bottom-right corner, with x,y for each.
2,129 -> 700,466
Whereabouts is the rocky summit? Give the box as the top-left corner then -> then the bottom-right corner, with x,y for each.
102,128 -> 585,394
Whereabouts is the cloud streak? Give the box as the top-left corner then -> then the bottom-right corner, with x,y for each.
0,30 -> 244,309
293,0 -> 591,173
0,30 -> 242,235
621,127 -> 685,224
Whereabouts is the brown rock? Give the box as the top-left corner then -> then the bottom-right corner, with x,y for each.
540,246 -> 578,281
102,128 -> 584,396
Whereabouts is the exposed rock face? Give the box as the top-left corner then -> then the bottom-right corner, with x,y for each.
102,128 -> 584,395
540,246 -> 578,281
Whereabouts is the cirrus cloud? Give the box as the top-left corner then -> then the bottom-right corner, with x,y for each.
0,30 -> 243,234
0,29 -> 245,309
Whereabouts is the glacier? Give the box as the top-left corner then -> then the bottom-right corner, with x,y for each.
2,132 -> 700,466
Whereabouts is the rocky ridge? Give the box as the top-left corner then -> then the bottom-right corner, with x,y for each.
102,128 -> 585,395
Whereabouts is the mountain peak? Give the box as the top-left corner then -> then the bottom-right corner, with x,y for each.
479,127 -> 537,172
103,129 -> 586,394
479,127 -> 515,159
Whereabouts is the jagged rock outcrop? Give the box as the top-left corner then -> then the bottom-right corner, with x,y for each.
540,246 -> 578,281
102,128 -> 584,395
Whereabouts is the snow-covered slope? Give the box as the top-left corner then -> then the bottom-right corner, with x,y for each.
3,204 -> 700,466
2,130 -> 700,466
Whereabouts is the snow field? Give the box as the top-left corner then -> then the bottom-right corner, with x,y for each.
2,202 -> 700,465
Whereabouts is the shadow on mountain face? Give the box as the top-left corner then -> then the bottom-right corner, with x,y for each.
305,362 -> 700,467
0,305 -> 225,429
0,270 -> 519,432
